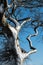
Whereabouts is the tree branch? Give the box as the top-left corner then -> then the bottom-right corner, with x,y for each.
22,49 -> 37,60
26,25 -> 38,50
6,0 -> 13,8
8,16 -> 20,27
2,14 -> 7,26
20,18 -> 31,27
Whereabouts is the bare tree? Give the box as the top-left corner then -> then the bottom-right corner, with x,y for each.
0,0 -> 43,65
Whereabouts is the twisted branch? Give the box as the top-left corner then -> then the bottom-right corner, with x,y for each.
27,25 -> 38,51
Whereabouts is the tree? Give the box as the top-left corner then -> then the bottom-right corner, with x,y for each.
0,0 -> 43,65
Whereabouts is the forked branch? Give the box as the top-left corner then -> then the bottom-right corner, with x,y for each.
2,14 -> 37,65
